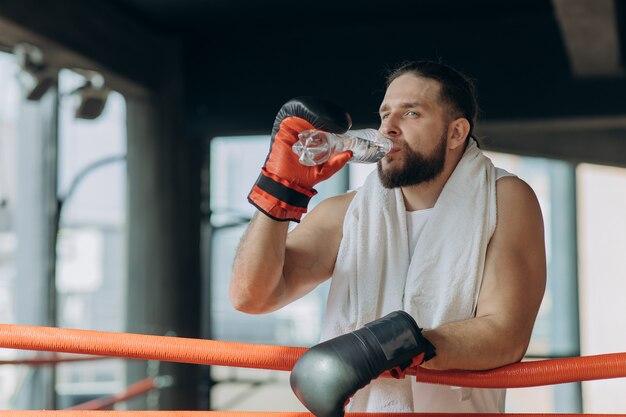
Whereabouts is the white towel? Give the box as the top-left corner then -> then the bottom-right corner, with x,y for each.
321,138 -> 507,412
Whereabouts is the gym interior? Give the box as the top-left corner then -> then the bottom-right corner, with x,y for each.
0,0 -> 625,413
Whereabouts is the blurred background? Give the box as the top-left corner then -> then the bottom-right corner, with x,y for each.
0,0 -> 625,412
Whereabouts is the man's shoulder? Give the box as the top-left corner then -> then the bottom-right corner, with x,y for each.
494,176 -> 543,235
311,190 -> 357,219
329,190 -> 358,209
495,176 -> 538,208
300,190 -> 357,230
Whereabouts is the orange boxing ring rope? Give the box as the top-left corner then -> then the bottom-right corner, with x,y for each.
1,323 -> 626,389
0,323 -> 305,371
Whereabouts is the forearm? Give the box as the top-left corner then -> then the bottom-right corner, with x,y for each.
421,315 -> 528,371
229,211 -> 290,313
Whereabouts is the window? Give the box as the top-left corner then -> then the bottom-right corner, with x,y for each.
0,48 -> 22,410
209,142 -> 586,411
577,163 -> 626,413
55,69 -> 128,408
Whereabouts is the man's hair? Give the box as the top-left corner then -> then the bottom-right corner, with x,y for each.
386,61 -> 479,141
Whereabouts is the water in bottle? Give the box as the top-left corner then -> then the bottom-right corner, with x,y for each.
291,128 -> 392,166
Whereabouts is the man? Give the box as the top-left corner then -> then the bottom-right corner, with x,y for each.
230,61 -> 546,413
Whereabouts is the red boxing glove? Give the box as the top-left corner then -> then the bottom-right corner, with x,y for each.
248,97 -> 353,222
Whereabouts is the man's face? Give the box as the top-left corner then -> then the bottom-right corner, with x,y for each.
377,73 -> 450,188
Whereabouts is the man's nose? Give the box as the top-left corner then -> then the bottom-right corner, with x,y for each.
380,116 -> 401,138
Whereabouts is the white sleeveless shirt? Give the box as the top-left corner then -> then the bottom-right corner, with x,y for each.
407,208 -> 432,254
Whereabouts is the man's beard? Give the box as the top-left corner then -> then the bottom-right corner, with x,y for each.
377,134 -> 447,188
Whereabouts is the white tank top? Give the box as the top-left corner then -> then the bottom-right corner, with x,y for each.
407,208 -> 433,255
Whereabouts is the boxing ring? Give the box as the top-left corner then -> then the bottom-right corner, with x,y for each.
1,323 -> 626,415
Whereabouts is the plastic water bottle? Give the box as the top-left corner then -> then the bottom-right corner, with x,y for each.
291,128 -> 392,166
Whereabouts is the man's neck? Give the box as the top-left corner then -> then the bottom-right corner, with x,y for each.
400,154 -> 463,212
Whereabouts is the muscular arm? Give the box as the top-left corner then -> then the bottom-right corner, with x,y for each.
230,192 -> 355,314
421,177 -> 546,371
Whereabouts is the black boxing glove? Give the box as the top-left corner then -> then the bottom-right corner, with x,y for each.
247,97 -> 352,222
290,310 -> 436,417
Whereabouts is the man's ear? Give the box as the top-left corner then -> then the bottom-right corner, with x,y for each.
447,118 -> 470,150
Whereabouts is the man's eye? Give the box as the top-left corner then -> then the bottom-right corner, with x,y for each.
405,111 -> 420,117
380,113 -> 389,120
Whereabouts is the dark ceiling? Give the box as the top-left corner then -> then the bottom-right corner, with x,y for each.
114,0 -> 622,136
110,0 -> 556,33
5,0 -> 626,136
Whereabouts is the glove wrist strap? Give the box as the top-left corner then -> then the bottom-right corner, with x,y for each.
248,170 -> 317,222
359,310 -> 437,379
